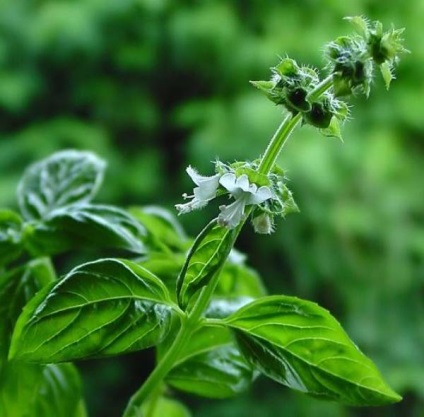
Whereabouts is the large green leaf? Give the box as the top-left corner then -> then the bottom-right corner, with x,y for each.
177,219 -> 236,309
0,210 -> 23,267
9,259 -> 179,363
24,204 -> 146,255
164,324 -> 254,399
17,150 -> 106,221
224,295 -> 402,406
0,362 -> 86,417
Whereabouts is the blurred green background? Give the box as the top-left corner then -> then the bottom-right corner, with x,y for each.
1,0 -> 423,416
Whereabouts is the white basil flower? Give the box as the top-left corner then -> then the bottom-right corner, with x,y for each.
218,173 -> 272,228
175,166 -> 220,214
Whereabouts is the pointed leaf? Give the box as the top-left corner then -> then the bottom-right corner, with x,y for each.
0,210 -> 23,267
9,259 -> 179,363
18,150 -> 106,220
224,295 -> 401,406
177,220 -> 236,309
24,204 -> 147,255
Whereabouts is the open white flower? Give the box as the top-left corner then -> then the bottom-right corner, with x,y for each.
175,166 -> 220,214
218,173 -> 272,228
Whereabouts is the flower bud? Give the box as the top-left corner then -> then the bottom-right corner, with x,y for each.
252,213 -> 274,234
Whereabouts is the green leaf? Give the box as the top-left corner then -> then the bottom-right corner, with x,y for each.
205,296 -> 255,319
24,204 -> 147,255
0,264 -> 40,371
18,150 -> 106,221
9,259 -> 179,363
163,322 -> 255,399
224,295 -> 402,406
130,206 -> 188,252
34,363 -> 87,417
215,254 -> 266,298
138,252 -> 185,302
177,220 -> 236,309
0,210 -> 23,267
0,362 -> 86,417
139,396 -> 192,417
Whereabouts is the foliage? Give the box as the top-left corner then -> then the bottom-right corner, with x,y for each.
1,1 -> 422,417
1,148 -> 401,416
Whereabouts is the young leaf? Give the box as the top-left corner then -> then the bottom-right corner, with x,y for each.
17,150 -> 106,221
24,204 -> 147,255
177,219 -> 236,309
0,210 -> 23,267
0,362 -> 86,417
224,295 -> 402,406
9,259 -> 180,363
163,324 -> 255,399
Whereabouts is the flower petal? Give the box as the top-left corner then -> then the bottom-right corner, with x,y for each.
175,197 -> 208,214
235,174 -> 251,192
187,166 -> 220,189
219,173 -> 238,194
247,186 -> 273,205
218,198 -> 246,229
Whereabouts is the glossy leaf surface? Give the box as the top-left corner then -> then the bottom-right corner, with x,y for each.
224,295 -> 401,406
177,220 -> 235,309
164,323 -> 254,399
0,362 -> 86,417
10,259 -> 178,362
18,150 -> 106,221
25,204 -> 146,255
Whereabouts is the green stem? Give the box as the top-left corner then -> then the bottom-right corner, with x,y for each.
123,221 -> 242,417
257,113 -> 302,175
307,74 -> 334,102
122,316 -> 189,417
123,74 -> 335,417
144,384 -> 163,417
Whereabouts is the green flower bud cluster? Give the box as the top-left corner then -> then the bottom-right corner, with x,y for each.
251,17 -> 406,138
326,16 -> 408,95
251,58 -> 349,139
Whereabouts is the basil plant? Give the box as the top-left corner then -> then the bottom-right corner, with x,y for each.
0,16 -> 407,417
